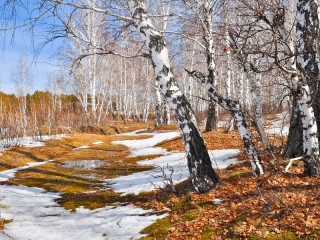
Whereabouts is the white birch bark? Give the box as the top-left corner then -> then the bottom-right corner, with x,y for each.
155,83 -> 163,126
203,0 -> 218,132
295,0 -> 320,175
163,98 -> 170,125
249,69 -> 270,150
225,17 -> 232,98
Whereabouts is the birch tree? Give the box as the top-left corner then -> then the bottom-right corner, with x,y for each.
250,0 -> 320,175
11,54 -> 33,136
295,0 -> 320,175
178,0 -> 220,132
187,70 -> 264,176
129,0 -> 219,192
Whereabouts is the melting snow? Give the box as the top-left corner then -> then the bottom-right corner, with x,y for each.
106,149 -> 240,195
0,160 -> 53,182
265,113 -> 290,136
0,135 -> 66,150
213,199 -> 223,205
73,145 -> 90,150
112,131 -> 180,156
107,131 -> 240,195
0,129 -> 241,239
0,185 -> 165,240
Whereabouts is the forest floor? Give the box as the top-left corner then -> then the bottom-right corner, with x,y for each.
0,120 -> 319,239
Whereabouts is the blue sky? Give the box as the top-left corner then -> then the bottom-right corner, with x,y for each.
0,30 -> 62,94
0,2 -> 64,94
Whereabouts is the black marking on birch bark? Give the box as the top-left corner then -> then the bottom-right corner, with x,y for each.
149,35 -> 165,52
162,65 -> 169,76
176,95 -> 182,103
167,77 -> 175,88
140,25 -> 151,36
171,97 -> 177,105
134,7 -> 146,17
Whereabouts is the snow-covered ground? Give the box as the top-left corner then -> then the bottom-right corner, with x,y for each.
108,131 -> 240,195
265,113 -> 290,136
0,149 -> 166,240
73,145 -> 90,150
0,130 -> 241,240
0,160 -> 54,182
112,130 -> 180,156
0,186 -> 165,240
0,134 -> 66,151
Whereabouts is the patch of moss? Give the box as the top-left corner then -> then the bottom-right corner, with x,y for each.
195,200 -> 217,209
249,233 -> 262,240
140,216 -> 174,240
201,226 -> 222,239
171,195 -> 192,212
233,213 -> 248,224
181,210 -> 201,221
57,190 -> 121,211
265,232 -> 297,240
304,232 -> 320,239
228,171 -> 251,181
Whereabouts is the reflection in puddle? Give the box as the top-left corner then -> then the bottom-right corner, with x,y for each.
62,160 -> 105,170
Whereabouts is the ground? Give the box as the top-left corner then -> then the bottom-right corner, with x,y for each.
0,121 -> 319,239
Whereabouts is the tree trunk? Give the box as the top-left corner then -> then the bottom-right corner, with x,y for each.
188,70 -> 264,176
250,71 -> 270,150
296,83 -> 320,175
283,99 -> 304,157
129,0 -> 219,193
154,84 -> 163,127
203,2 -> 218,132
296,0 -> 320,175
297,0 -> 320,146
205,98 -> 217,132
163,98 -> 170,125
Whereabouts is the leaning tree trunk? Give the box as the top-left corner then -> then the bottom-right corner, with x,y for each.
188,70 -> 264,176
296,0 -> 320,175
129,0 -> 219,193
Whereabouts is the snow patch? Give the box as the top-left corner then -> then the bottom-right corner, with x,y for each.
106,149 -> 240,195
112,131 -> 180,156
0,134 -> 66,150
213,199 -> 223,205
0,185 -> 166,240
73,145 -> 90,150
0,160 -> 54,182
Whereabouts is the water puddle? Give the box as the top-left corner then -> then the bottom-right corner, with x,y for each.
62,160 -> 106,170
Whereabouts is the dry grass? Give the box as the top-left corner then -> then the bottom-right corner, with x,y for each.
0,126 -> 162,211
158,128 -> 243,152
